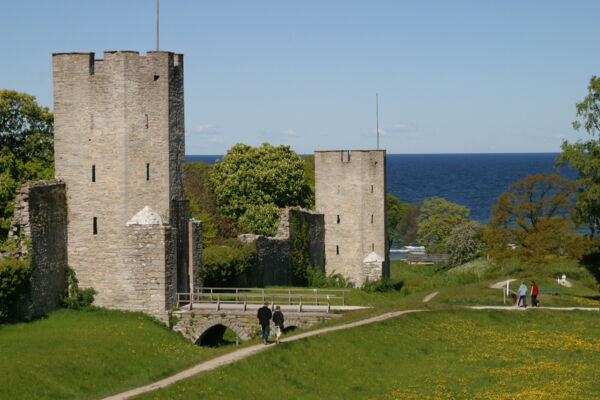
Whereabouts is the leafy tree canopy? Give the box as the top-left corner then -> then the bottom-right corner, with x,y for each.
0,90 -> 54,240
484,173 -> 592,264
446,221 -> 485,267
386,193 -> 409,248
416,197 -> 470,251
208,143 -> 312,236
557,75 -> 600,237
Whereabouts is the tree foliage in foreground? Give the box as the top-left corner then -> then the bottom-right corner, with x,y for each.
484,173 -> 593,264
208,143 -> 313,236
557,75 -> 600,238
0,90 -> 54,240
417,197 -> 471,252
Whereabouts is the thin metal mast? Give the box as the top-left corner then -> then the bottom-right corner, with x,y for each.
376,93 -> 380,150
156,0 -> 160,51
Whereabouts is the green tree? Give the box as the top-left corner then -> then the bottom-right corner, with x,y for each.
208,143 -> 312,236
446,221 -> 485,266
484,173 -> 592,264
386,193 -> 409,248
416,197 -> 470,252
557,76 -> 600,238
185,161 -> 242,246
0,90 -> 54,239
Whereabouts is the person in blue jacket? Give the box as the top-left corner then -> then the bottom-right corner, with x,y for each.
517,281 -> 528,308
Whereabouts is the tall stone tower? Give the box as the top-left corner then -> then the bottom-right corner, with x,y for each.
53,51 -> 195,318
314,150 -> 389,286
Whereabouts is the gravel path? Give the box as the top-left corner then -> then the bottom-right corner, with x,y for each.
102,304 -> 599,400
102,309 -> 425,400
422,291 -> 439,302
489,279 -> 517,289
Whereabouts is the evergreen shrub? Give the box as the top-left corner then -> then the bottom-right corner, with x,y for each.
0,257 -> 31,321
201,241 -> 257,286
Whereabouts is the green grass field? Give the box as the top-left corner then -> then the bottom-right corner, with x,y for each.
0,309 -> 237,399
135,309 -> 600,400
1,258 -> 599,399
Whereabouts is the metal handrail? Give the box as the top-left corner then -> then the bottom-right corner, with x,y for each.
193,287 -> 349,305
176,291 -> 344,310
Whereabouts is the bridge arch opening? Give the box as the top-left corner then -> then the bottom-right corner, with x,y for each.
197,324 -> 242,347
283,326 -> 297,334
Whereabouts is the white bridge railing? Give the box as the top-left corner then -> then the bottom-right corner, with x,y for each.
176,287 -> 350,312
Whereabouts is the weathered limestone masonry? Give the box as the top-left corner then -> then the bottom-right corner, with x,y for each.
239,207 -> 325,286
52,51 -> 197,320
9,180 -> 67,319
315,150 -> 389,286
172,309 -> 340,342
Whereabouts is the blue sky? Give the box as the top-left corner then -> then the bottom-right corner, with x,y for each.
1,0 -> 599,155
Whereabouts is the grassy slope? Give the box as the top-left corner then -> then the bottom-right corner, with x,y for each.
0,309 -> 236,400
135,309 -> 600,400
1,259 -> 599,399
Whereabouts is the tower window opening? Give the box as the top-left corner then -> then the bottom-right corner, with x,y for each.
336,245 -> 339,255
342,150 -> 352,163
153,75 -> 160,81
372,243 -> 375,251
93,217 -> 98,235
371,185 -> 374,193
371,214 -> 374,224
92,165 -> 96,182
337,215 -> 340,224
146,163 -> 150,181
145,114 -> 149,129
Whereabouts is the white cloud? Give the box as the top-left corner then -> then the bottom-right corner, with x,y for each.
388,123 -> 419,134
192,124 -> 220,135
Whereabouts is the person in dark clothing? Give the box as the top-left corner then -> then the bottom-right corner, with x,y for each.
531,280 -> 539,307
257,302 -> 272,344
272,305 -> 285,344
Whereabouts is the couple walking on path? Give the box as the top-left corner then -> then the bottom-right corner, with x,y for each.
257,303 -> 285,345
518,280 -> 539,308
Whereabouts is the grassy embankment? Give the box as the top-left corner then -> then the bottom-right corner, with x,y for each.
136,309 -> 600,400
1,258 -> 599,399
0,309 -> 232,399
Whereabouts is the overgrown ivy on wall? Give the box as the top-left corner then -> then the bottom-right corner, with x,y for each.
289,210 -> 313,285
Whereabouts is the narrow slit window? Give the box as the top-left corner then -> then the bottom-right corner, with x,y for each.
371,185 -> 374,193
92,165 -> 96,182
336,215 -> 340,224
93,217 -> 98,235
336,245 -> 339,255
372,243 -> 375,251
145,114 -> 149,129
146,163 -> 150,181
153,75 -> 160,81
371,214 -> 374,224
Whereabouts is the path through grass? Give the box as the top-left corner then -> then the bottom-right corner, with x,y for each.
135,309 -> 600,400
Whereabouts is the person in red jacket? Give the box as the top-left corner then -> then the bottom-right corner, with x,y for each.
531,280 -> 539,307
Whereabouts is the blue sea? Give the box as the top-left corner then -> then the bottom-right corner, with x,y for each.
185,153 -> 577,224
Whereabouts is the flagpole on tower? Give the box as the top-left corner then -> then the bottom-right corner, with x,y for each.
156,0 -> 160,51
376,93 -> 380,150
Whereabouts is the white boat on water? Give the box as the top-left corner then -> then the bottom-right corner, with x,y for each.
390,245 -> 425,254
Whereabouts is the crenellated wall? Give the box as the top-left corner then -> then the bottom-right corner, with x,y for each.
52,50 -> 190,315
315,150 -> 389,286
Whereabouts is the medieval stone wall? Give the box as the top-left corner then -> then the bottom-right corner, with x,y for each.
314,150 -> 389,286
52,51 -> 189,313
239,208 -> 325,286
10,180 -> 67,319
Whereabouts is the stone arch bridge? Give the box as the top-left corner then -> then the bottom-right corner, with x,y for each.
171,308 -> 341,345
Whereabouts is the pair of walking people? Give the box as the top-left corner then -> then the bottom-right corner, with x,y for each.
257,303 -> 284,345
517,280 -> 539,307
